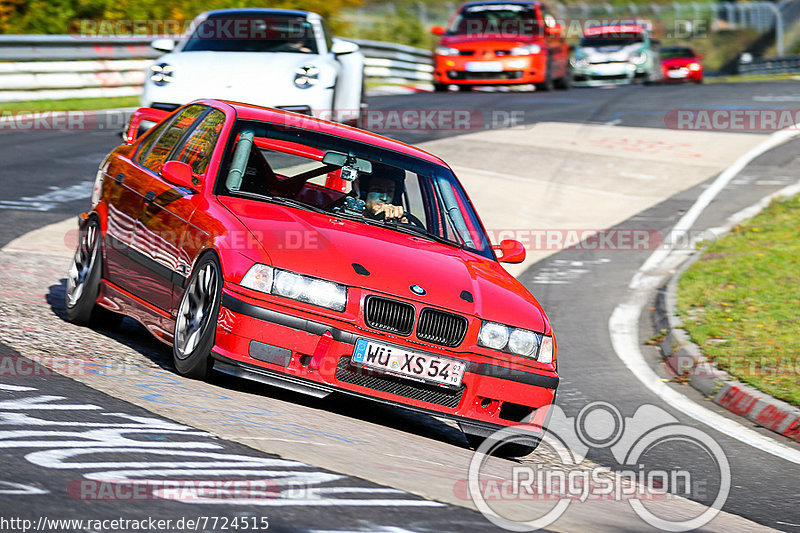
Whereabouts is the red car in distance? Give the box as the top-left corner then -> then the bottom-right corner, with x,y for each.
660,45 -> 703,83
67,100 -> 558,455
431,0 -> 571,92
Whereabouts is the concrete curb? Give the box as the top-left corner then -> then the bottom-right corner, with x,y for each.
654,223 -> 800,445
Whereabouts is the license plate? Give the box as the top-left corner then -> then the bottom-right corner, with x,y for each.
465,61 -> 503,72
667,69 -> 687,78
591,63 -> 626,75
351,338 -> 465,387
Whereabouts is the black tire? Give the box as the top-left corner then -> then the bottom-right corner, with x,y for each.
65,217 -> 121,328
433,83 -> 448,92
465,433 -> 540,458
173,253 -> 222,379
458,84 -> 473,92
554,63 -> 572,90
535,58 -> 554,92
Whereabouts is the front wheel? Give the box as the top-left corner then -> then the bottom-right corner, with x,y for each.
65,217 -> 120,327
433,83 -> 448,92
173,253 -> 222,379
535,58 -> 554,92
465,433 -> 540,458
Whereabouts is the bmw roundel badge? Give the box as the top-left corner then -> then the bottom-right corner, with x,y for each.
410,285 -> 426,296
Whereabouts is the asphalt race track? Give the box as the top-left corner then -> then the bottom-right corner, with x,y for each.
1,81 -> 800,532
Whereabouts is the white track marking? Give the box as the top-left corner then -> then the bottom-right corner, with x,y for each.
610,124 -> 800,464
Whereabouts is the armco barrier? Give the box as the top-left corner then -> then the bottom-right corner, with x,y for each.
0,35 -> 432,103
738,55 -> 800,75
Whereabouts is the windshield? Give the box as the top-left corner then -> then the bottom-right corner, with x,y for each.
448,4 -> 540,36
580,32 -> 644,48
183,14 -> 318,54
661,47 -> 695,59
216,120 -> 494,259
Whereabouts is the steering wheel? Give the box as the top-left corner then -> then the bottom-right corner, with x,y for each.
399,212 -> 425,229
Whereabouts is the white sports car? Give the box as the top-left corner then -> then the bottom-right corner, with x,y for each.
142,9 -> 366,124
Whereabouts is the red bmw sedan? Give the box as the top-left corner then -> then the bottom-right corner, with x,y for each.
660,45 -> 703,83
67,100 -> 558,454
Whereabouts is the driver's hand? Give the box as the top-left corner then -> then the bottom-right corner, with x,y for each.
374,204 -> 405,221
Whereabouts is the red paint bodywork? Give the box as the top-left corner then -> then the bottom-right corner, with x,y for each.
432,1 -> 570,87
89,100 -> 558,434
661,51 -> 704,83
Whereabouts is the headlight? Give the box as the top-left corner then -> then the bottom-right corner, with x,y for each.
631,52 -> 647,65
478,321 -> 552,362
435,46 -> 461,56
570,56 -> 589,68
511,44 -> 541,56
294,65 -> 319,89
241,264 -> 347,311
150,63 -> 174,86
688,62 -> 701,71
478,322 -> 509,350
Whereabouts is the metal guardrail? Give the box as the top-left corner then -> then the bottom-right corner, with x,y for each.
0,35 -> 432,103
738,55 -> 800,74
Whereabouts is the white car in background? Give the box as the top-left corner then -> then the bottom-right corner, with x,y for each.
142,9 -> 366,125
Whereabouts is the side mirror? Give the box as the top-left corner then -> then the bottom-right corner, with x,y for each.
697,53 -> 704,60
162,161 -> 200,193
151,38 -> 175,52
431,25 -> 446,36
545,24 -> 563,37
330,39 -> 359,56
493,239 -> 526,264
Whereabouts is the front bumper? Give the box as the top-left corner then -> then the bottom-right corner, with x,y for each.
214,288 -> 558,433
433,54 -> 547,86
573,62 -> 648,86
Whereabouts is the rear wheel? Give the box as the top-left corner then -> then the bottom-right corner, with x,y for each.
173,253 -> 222,379
65,218 -> 121,328
458,84 -> 473,92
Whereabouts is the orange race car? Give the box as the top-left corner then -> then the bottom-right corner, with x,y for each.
431,1 -> 571,91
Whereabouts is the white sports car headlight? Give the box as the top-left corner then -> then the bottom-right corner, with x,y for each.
631,52 -> 648,65
241,264 -> 347,311
294,65 -> 320,89
150,63 -> 174,86
478,321 -> 552,361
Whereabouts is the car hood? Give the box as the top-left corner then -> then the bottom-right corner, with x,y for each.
440,35 -> 538,48
578,43 -> 643,62
219,196 -> 549,332
154,51 -> 331,87
662,57 -> 697,67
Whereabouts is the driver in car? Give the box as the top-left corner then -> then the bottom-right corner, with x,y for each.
364,175 -> 406,221
359,162 -> 408,222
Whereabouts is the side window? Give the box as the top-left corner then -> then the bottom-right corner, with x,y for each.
173,109 -> 226,175
138,105 -> 206,175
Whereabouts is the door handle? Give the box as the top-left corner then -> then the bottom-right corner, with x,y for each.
144,191 -> 156,204
113,173 -> 124,184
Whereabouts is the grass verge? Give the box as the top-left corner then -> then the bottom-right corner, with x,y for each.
676,193 -> 800,406
0,96 -> 140,112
